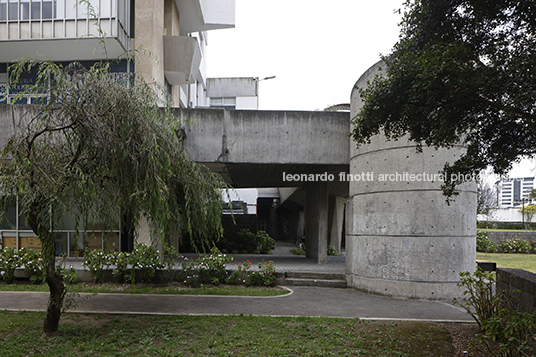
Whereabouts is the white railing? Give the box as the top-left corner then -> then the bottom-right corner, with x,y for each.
0,0 -> 129,47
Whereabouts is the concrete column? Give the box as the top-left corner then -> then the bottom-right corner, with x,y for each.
329,196 -> 346,253
346,61 -> 476,300
305,181 -> 328,263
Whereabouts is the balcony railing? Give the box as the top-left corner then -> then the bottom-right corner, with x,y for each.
0,0 -> 130,62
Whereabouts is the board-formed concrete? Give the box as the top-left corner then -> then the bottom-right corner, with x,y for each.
346,61 -> 477,300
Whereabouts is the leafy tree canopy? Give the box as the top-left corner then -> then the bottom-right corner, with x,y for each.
352,0 -> 536,197
0,60 -> 225,335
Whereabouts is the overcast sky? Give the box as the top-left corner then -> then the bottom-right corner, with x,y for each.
206,0 -> 405,111
205,0 -> 534,178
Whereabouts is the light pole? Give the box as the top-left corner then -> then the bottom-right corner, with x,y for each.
254,76 -> 276,109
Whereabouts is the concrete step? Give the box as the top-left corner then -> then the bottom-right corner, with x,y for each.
276,271 -> 347,288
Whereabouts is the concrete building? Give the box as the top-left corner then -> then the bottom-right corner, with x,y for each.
496,177 -> 534,208
0,0 -> 235,108
0,0 -> 235,253
0,56 -> 478,299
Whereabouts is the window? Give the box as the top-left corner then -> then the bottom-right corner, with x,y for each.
210,97 -> 236,109
0,0 -> 56,20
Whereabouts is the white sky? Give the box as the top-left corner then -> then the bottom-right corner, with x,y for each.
206,0 -> 404,111
205,0 -> 534,178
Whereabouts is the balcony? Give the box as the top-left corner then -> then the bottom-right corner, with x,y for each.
175,0 -> 234,35
0,0 -> 130,62
163,35 -> 201,86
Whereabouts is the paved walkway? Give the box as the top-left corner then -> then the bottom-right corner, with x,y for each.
0,241 -> 474,323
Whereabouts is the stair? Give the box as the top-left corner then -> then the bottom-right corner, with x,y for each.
276,271 -> 347,288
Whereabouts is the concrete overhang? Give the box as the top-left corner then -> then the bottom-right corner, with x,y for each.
207,77 -> 257,98
175,0 -> 235,35
0,37 -> 127,62
163,35 -> 202,85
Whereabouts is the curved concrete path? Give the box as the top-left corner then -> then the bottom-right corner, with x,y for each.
0,286 -> 472,322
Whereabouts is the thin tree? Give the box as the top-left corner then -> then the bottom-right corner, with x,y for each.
0,60 -> 225,336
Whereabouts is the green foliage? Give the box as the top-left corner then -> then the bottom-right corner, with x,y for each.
0,247 -> 21,283
196,246 -> 232,285
327,246 -> 340,256
162,244 -> 180,283
128,243 -> 165,284
109,251 -> 130,283
499,237 -> 531,254
19,248 -> 45,284
245,260 -> 276,287
453,268 -> 536,355
59,265 -> 78,285
219,229 -> 275,254
351,0 -> 536,197
518,204 -> 536,224
82,248 -> 109,284
255,230 -> 275,254
477,221 -> 536,230
476,231 -> 498,253
453,268 -> 503,327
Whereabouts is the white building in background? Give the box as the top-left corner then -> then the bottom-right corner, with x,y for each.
497,177 -> 535,208
0,0 -> 235,108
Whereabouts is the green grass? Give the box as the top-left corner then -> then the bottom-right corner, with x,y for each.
0,283 -> 289,297
0,311 -> 458,356
476,252 -> 536,273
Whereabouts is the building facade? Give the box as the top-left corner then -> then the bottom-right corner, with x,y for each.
0,0 -> 235,254
497,177 -> 535,208
0,0 -> 235,107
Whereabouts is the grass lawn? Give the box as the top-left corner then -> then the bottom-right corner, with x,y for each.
0,311 -> 468,356
0,282 -> 289,297
476,252 -> 536,273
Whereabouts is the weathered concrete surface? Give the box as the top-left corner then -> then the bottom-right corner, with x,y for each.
179,108 -> 350,188
346,61 -> 477,300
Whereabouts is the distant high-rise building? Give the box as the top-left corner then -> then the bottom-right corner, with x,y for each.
497,177 -> 535,207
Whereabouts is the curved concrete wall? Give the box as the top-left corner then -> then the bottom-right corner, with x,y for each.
346,61 -> 476,300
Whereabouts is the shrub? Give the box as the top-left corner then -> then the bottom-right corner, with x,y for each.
180,255 -> 198,286
196,246 -> 232,285
60,265 -> 78,285
246,260 -> 276,287
0,247 -> 21,283
109,251 -> 130,283
255,231 -> 275,254
19,247 -> 45,284
499,237 -> 531,254
476,231 -> 498,253
82,248 -> 109,283
128,243 -> 165,284
453,268 -> 536,355
327,246 -> 340,256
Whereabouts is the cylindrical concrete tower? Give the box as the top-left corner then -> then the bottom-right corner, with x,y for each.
346,61 -> 476,300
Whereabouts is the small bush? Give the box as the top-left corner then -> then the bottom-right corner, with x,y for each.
256,231 -> 275,254
246,260 -> 276,287
196,246 -> 232,285
499,236 -> 531,254
128,243 -> 165,284
0,247 -> 21,283
82,248 -> 109,283
19,248 -> 45,284
476,231 -> 498,253
109,251 -> 130,283
453,268 -> 536,355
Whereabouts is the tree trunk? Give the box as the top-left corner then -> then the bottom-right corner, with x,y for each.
27,201 -> 65,337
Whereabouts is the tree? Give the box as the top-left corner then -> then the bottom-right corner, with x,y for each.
0,60 -> 225,336
351,0 -> 536,197
519,204 -> 536,226
477,179 -> 497,223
